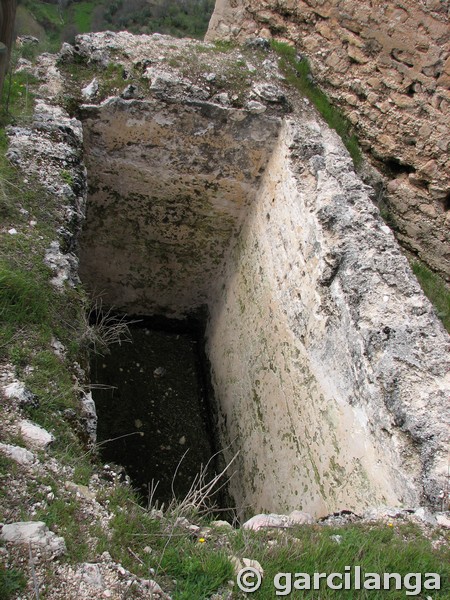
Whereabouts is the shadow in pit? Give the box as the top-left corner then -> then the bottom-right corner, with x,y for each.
90,312 -> 226,512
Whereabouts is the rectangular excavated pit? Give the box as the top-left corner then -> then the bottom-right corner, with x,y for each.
79,97 -> 282,510
78,94 -> 448,520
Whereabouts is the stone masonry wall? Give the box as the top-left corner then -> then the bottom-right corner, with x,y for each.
206,0 -> 450,281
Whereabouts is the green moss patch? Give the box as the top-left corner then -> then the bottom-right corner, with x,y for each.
271,40 -> 362,168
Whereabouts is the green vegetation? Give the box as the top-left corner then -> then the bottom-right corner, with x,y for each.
35,496 -> 90,562
271,40 -> 363,168
16,0 -> 216,51
412,260 -> 450,332
0,69 -> 37,125
94,486 -> 234,599
0,73 -> 96,482
91,483 -> 449,599
229,521 -> 449,598
72,1 -> 97,33
0,563 -> 27,599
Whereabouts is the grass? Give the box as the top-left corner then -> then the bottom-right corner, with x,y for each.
94,485 -> 234,599
89,480 -> 450,599
0,69 -> 38,126
0,563 -> 26,599
0,265 -> 50,326
271,40 -> 363,168
412,261 -> 450,332
71,1 -> 96,33
35,496 -> 90,563
230,522 -> 449,598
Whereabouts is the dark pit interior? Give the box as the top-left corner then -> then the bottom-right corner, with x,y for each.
90,314 -> 221,507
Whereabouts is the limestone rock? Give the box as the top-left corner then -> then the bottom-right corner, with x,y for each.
210,520 -> 234,530
142,579 -> 171,599
44,240 -> 79,289
288,510 -> 315,525
229,555 -> 264,577
253,82 -> 285,103
246,100 -> 267,113
80,391 -> 98,445
0,443 -> 36,466
82,78 -> 99,101
19,420 -> 55,449
3,380 -> 36,407
242,511 -> 313,530
11,30 -> 449,523
65,481 -> 96,501
1,521 -> 66,558
414,507 -> 437,526
81,563 -> 104,588
436,514 -> 450,528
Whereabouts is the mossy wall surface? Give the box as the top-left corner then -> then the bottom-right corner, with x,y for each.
79,98 -> 280,317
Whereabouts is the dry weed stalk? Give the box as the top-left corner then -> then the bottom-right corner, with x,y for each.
80,298 -> 141,356
168,447 -> 240,517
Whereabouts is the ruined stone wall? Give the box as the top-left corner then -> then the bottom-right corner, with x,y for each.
206,0 -> 450,281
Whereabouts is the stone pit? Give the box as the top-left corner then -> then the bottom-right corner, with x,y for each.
63,32 -> 449,518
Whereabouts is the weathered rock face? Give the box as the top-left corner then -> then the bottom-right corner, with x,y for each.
207,117 -> 449,517
75,33 -> 284,317
79,99 -> 280,317
206,0 -> 450,281
55,32 -> 449,518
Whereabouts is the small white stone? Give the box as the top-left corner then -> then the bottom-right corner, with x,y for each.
436,514 -> 450,528
243,558 -> 264,577
4,381 -> 26,401
19,420 -> 55,449
210,520 -> 233,530
81,78 -> 99,100
81,563 -> 103,588
246,100 -> 267,114
0,443 -> 36,466
1,521 -> 66,557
